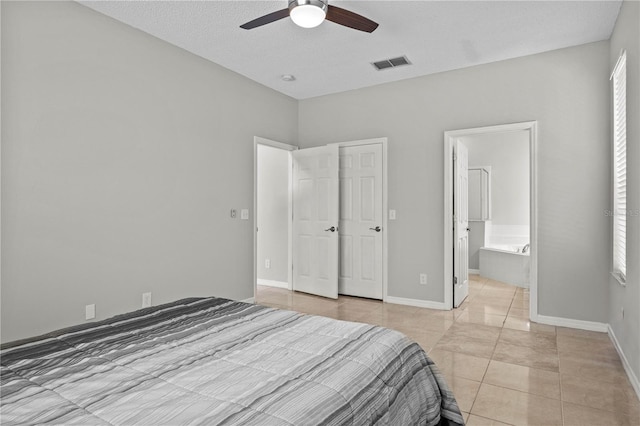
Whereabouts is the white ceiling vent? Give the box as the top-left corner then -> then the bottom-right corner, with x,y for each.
372,56 -> 411,71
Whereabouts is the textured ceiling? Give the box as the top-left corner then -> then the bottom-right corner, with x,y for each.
79,1 -> 622,100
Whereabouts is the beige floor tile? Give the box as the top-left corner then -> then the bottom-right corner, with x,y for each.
556,327 -> 610,341
464,303 -> 511,316
557,335 -> 621,361
559,356 -> 629,385
435,335 -> 497,359
483,360 -> 560,399
498,328 -> 557,350
502,317 -> 556,335
427,349 -> 490,382
466,414 -> 512,426
560,374 -> 640,418
455,310 -> 506,328
444,323 -> 502,341
562,401 -> 640,426
472,383 -> 562,426
492,342 -> 559,372
442,374 -> 481,413
506,307 -> 529,319
508,298 -> 530,309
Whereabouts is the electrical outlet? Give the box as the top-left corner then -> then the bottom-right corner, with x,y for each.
230,209 -> 237,218
265,259 -> 271,269
389,209 -> 396,220
419,273 -> 427,285
241,209 -> 249,220
142,292 -> 152,308
85,304 -> 96,320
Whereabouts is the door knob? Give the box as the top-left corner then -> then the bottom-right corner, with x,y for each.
324,226 -> 336,232
369,226 -> 382,232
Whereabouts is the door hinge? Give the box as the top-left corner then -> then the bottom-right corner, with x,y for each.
453,153 -> 457,161
454,276 -> 458,285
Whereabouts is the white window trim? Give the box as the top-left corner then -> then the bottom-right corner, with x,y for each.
611,49 -> 626,285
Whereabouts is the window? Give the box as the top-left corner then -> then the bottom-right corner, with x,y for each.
611,50 -> 627,282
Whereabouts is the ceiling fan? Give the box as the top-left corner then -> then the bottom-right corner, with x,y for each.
240,0 -> 378,33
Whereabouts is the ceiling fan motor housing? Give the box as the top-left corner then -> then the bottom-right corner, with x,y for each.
288,0 -> 328,13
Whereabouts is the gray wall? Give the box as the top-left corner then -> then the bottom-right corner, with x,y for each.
1,1 -> 298,342
298,41 -> 611,323
608,0 -> 640,389
257,145 -> 289,284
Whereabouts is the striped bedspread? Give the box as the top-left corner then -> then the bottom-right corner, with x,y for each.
1,297 -> 464,425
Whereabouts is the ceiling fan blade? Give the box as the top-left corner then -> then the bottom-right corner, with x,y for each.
326,5 -> 378,33
240,8 -> 290,30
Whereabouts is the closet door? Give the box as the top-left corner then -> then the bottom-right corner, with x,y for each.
338,144 -> 383,299
292,146 -> 340,299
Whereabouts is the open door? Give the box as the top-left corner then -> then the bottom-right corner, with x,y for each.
453,141 -> 470,307
292,145 -> 340,299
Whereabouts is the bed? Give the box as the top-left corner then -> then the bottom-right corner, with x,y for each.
1,297 -> 464,425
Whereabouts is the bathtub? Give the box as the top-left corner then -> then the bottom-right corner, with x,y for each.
479,244 -> 530,288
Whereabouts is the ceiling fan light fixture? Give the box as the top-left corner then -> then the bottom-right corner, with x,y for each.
289,0 -> 327,28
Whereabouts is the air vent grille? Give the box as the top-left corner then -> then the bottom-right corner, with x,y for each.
372,56 -> 411,71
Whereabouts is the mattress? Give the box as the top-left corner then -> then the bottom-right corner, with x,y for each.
1,297 -> 464,425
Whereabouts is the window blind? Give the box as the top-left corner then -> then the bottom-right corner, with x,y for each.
611,50 -> 626,281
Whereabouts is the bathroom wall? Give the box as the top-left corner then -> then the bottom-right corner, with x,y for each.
462,130 -> 530,248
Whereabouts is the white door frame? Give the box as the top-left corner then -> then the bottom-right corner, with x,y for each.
328,138 -> 389,302
443,122 -> 538,320
253,136 -> 298,300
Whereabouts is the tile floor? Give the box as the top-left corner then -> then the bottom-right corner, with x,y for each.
256,275 -> 640,426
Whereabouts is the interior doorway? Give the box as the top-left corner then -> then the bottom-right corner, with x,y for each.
443,122 -> 538,320
253,137 -> 297,299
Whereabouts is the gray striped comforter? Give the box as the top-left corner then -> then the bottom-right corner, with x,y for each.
1,297 -> 464,425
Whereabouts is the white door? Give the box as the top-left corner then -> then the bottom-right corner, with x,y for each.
292,146 -> 340,299
454,141 -> 470,307
338,144 -> 383,299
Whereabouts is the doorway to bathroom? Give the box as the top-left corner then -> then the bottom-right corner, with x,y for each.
443,121 -> 538,320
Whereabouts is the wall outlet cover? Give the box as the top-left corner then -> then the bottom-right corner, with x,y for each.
389,209 -> 396,220
265,259 -> 271,269
230,209 -> 237,218
241,209 -> 249,220
85,304 -> 96,320
142,292 -> 152,308
419,273 -> 428,285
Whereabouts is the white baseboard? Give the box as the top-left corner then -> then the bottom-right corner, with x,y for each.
469,269 -> 480,275
257,279 -> 289,289
385,296 -> 447,310
534,314 -> 608,332
608,325 -> 640,401
241,297 -> 255,304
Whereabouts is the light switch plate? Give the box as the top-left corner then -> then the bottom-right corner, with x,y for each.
241,209 -> 249,220
389,209 -> 396,220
